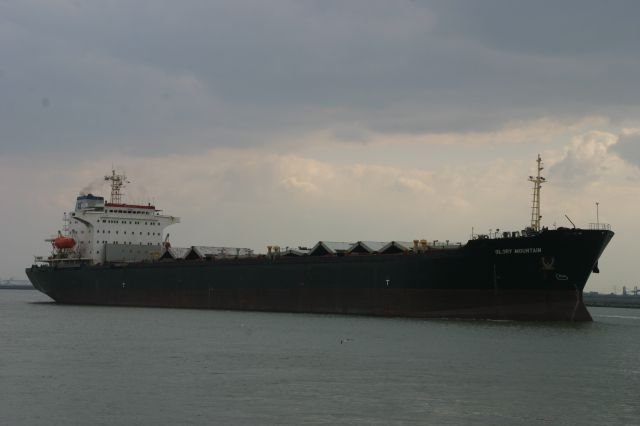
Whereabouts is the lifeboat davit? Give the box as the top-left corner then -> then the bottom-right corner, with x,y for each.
53,235 -> 76,249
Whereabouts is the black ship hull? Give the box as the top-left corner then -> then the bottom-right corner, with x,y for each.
26,228 -> 613,321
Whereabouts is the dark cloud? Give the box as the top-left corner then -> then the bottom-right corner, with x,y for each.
2,1 -> 640,156
428,0 -> 640,56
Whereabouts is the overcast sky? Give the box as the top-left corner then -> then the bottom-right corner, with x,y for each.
2,1 -> 640,292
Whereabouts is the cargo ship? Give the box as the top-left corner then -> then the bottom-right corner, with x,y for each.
26,157 -> 613,321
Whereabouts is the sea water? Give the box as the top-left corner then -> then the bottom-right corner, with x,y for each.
1,290 -> 638,425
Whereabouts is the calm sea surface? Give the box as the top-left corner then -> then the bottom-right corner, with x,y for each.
1,290 -> 639,426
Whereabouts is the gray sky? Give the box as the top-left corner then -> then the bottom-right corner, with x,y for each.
2,1 -> 639,292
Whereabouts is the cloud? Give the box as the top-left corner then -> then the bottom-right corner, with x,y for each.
429,0 -> 640,56
3,1 -> 640,157
548,131 -> 639,186
610,129 -> 640,167
549,131 -> 618,184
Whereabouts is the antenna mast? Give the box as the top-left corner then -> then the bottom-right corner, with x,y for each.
528,155 -> 546,232
105,170 -> 128,204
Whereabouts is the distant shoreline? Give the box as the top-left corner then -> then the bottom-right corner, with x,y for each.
584,294 -> 640,309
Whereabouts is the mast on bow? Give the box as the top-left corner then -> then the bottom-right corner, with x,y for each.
528,155 -> 546,232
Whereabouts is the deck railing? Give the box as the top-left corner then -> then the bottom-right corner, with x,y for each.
589,223 -> 612,231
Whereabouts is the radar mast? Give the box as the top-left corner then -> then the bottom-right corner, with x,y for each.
104,170 -> 128,204
528,155 -> 546,232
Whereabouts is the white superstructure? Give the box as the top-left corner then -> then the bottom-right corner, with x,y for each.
65,171 -> 180,264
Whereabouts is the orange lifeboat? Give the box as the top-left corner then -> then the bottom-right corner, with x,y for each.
53,233 -> 76,249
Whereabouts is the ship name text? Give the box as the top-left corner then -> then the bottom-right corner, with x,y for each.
494,248 -> 543,255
